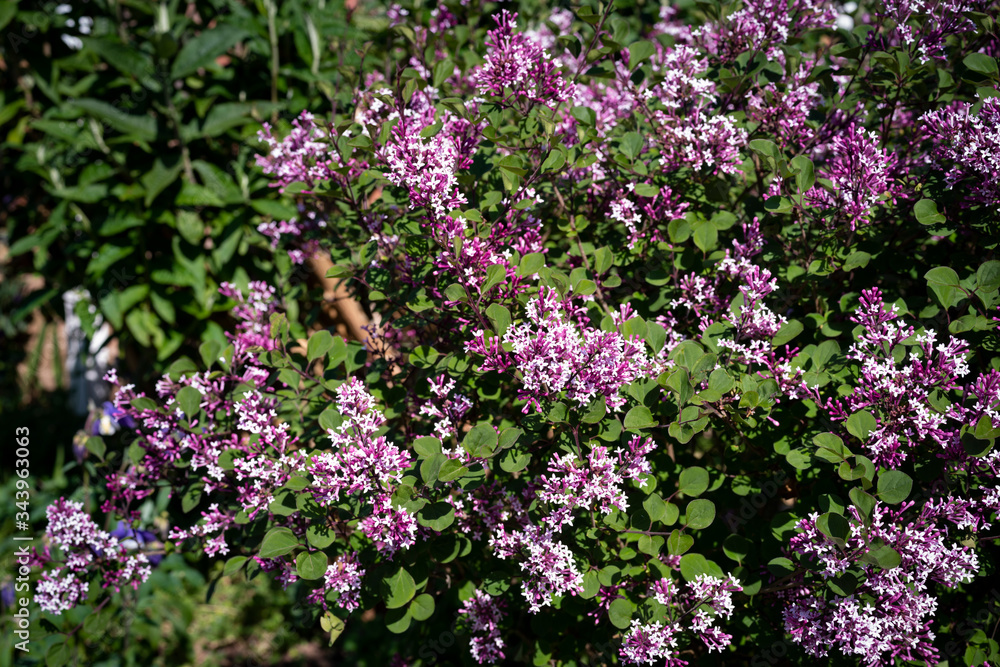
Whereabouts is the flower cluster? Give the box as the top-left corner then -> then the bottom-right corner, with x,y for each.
36,499 -> 152,615
621,574 -> 743,664
458,589 -> 507,664
826,287 -> 970,467
808,125 -> 900,230
467,287 -> 659,413
922,93 -> 1000,208
474,10 -> 571,109
309,378 -> 416,555
782,501 -> 979,665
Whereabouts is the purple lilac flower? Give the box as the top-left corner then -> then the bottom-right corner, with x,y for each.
466,287 -> 659,413
808,125 -> 900,231
37,498 -> 152,614
256,111 -> 366,192
825,287 -> 970,467
491,524 -> 583,613
306,552 -> 365,612
782,501 -> 978,665
474,10 -> 571,109
921,92 -> 1000,209
458,589 -> 507,664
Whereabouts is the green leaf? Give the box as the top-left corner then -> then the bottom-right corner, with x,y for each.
643,494 -> 666,522
860,543 -> 901,569
46,641 -> 71,667
679,553 -> 719,581
638,535 -> 663,556
382,566 -> 416,609
410,593 -> 435,621
849,487 -> 877,522
499,427 -> 523,450
914,198 -> 946,225
843,251 -> 871,272
172,24 -> 249,79
593,246 -> 614,275
608,597 -> 633,629
815,512 -> 851,546
964,52 -> 999,77
414,436 -> 442,457
977,260 -> 1000,292
707,369 -> 734,394
624,405 -> 655,430
684,499 -> 715,530
518,252 -> 545,277
499,447 -> 531,472
678,467 -> 709,497
620,132 -> 643,159
486,303 -> 512,336
181,484 -> 202,512
628,40 -> 657,68
846,410 -> 876,441
296,551 -> 328,580
141,156 -> 184,206
437,459 -> 468,482
748,138 -> 780,162
925,266 -> 963,309
462,423 -> 499,458
481,264 -> 507,294
307,330 -> 335,363
827,570 -> 859,596
723,535 -> 751,563
693,223 -> 718,253
176,386 -> 202,419
420,452 -> 446,485
418,502 -> 456,531
84,436 -> 106,461
790,155 -> 815,192
876,470 -> 912,504
72,98 -> 157,142
772,319 -> 803,347
259,527 -> 299,558
542,149 -> 567,172
306,525 -> 335,549
767,557 -> 795,578
814,432 -> 851,462
667,529 -> 694,555
385,606 -> 412,634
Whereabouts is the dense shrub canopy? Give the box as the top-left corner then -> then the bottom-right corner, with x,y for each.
4,0 -> 1000,664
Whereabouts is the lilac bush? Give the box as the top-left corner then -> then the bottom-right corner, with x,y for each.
26,0 -> 1000,664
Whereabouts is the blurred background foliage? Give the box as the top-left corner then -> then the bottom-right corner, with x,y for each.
0,0 -> 406,663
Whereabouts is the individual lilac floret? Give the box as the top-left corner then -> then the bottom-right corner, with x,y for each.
921,92 -> 1000,209
458,589 -> 507,664
474,10 -> 571,110
782,501 -> 979,665
808,125 -> 899,231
